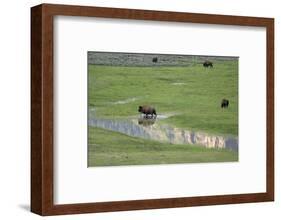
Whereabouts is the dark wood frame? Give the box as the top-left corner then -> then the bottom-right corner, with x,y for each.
31,3 -> 274,216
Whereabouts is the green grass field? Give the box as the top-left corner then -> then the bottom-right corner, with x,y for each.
89,61 -> 238,136
88,127 -> 238,167
88,59 -> 238,166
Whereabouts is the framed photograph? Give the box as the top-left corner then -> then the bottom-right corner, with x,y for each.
31,3 -> 274,216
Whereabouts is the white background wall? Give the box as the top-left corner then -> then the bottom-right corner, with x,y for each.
0,0 -> 279,219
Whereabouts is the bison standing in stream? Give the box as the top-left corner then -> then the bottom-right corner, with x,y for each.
203,61 -> 213,68
138,105 -> 157,119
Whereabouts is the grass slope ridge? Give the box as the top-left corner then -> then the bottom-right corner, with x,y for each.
88,127 -> 238,167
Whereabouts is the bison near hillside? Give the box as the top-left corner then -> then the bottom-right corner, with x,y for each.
203,61 -> 213,68
152,57 -> 158,63
138,105 -> 157,119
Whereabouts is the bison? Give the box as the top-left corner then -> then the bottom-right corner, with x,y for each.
203,61 -> 213,68
152,57 -> 158,63
221,99 -> 229,108
138,105 -> 157,119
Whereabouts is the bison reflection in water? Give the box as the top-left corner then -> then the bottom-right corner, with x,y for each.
138,118 -> 156,126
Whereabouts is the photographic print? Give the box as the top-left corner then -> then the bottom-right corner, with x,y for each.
88,52 -> 238,167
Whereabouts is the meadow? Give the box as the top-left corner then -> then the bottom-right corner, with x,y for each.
88,127 -> 238,167
88,59 -> 238,166
89,60 -> 238,136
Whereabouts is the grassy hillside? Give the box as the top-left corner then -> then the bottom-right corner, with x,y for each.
88,127 -> 238,167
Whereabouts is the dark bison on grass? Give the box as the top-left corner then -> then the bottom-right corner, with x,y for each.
221,99 -> 229,108
152,57 -> 158,63
203,61 -> 213,68
138,105 -> 157,119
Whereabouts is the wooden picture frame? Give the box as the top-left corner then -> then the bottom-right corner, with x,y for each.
31,3 -> 274,216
